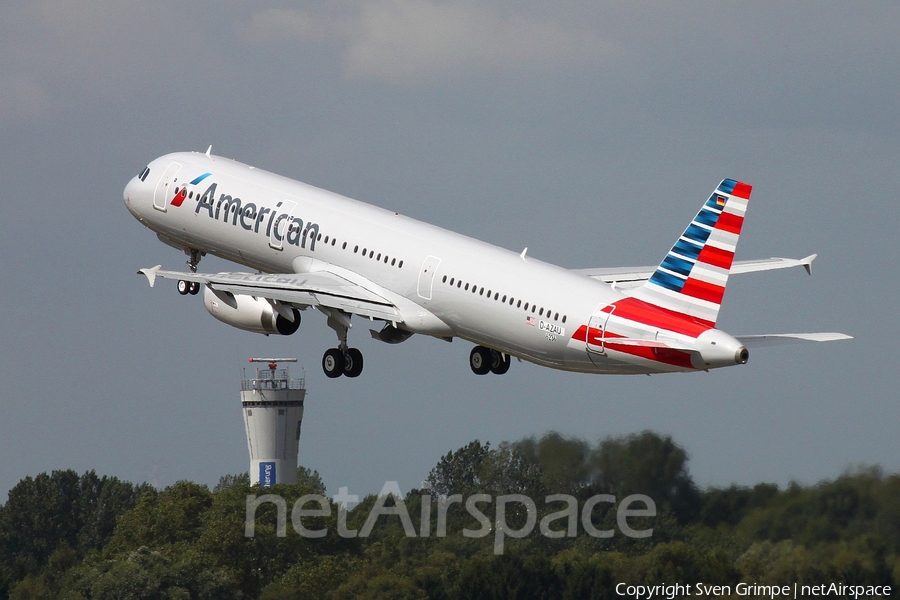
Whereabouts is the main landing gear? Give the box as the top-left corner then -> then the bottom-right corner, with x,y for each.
469,346 -> 511,375
177,279 -> 200,295
176,248 -> 204,296
321,308 -> 364,378
322,347 -> 364,379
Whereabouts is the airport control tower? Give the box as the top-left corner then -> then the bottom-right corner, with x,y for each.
241,358 -> 306,487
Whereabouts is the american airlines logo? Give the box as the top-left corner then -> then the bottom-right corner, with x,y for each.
170,172 -> 211,207
173,176 -> 321,251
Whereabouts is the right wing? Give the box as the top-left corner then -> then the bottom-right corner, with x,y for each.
138,266 -> 402,322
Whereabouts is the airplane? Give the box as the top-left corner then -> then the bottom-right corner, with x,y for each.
125,147 -> 850,379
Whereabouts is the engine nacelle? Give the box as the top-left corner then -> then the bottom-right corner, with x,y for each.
203,287 -> 300,336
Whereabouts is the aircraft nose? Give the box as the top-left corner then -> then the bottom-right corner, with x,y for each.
123,175 -> 147,221
123,176 -> 139,206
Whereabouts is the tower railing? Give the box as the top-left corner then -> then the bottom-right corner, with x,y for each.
241,367 -> 305,391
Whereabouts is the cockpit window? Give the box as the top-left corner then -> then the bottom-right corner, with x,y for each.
138,166 -> 150,182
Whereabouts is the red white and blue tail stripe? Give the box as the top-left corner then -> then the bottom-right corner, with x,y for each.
629,179 -> 751,327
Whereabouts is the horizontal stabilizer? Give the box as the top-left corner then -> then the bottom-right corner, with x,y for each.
736,333 -> 853,348
574,254 -> 819,290
729,254 -> 817,276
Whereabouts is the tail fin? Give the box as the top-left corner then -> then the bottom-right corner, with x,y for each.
629,179 -> 752,327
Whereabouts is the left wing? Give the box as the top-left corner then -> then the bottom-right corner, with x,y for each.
138,266 -> 402,322
572,254 -> 817,289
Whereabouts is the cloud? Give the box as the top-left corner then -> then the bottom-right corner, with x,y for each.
243,1 -> 616,84
243,7 -> 332,44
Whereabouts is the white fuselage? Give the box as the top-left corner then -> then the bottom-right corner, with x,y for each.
125,151 -> 735,375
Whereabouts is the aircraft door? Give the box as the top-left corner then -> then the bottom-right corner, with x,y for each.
416,255 -> 441,300
586,304 -> 614,355
152,161 -> 183,212
269,200 -> 298,250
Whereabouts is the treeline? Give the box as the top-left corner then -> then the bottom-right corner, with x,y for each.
1,431 -> 898,599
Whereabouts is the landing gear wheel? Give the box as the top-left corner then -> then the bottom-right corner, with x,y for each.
322,348 -> 345,378
343,348 -> 364,378
469,346 -> 491,375
489,350 -> 511,375
177,280 -> 190,295
188,281 -> 200,295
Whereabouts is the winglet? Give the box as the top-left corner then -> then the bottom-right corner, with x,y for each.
138,265 -> 162,288
801,253 -> 817,275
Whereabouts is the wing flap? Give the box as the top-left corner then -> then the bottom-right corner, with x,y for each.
138,267 -> 402,322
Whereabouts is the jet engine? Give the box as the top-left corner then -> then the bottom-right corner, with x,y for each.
203,286 -> 300,336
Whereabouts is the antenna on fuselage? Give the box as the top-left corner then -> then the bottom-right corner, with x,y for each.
205,145 -> 212,158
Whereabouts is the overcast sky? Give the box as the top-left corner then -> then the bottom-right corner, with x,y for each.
0,1 -> 896,498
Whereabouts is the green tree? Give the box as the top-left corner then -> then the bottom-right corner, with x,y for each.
0,470 -> 150,596
590,431 -> 700,523
513,432 -> 593,497
427,441 -> 491,497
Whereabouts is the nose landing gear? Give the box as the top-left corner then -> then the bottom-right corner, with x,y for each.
176,248 -> 204,296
